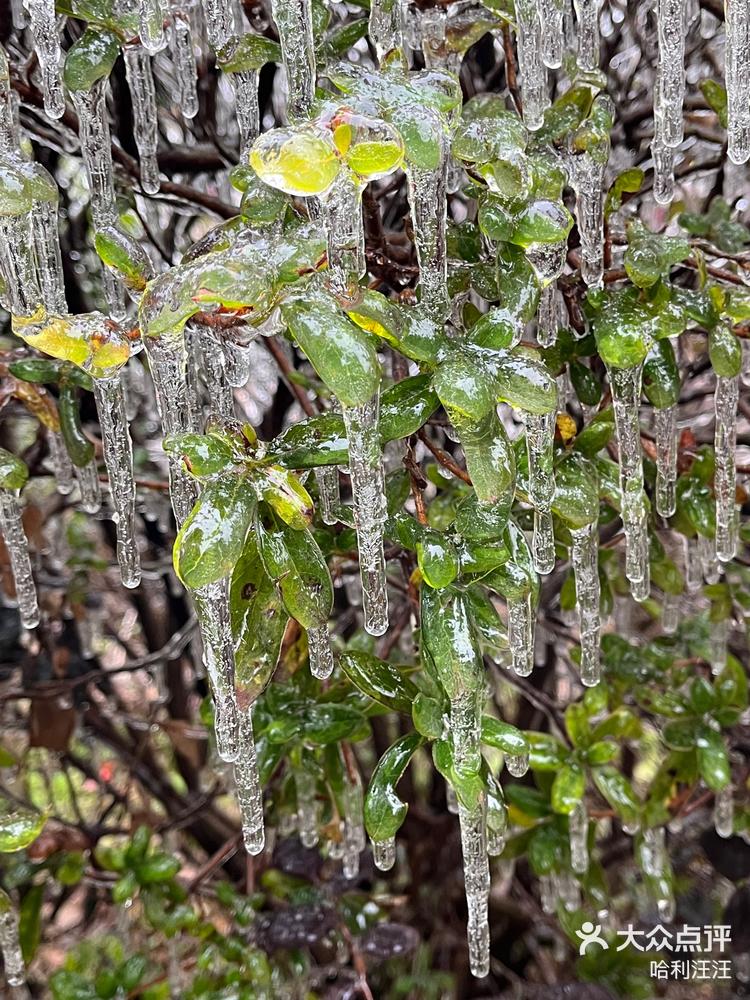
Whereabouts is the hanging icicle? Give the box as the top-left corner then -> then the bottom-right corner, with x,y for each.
30,172 -> 67,313
724,0 -> 750,165
342,766 -> 366,878
139,0 -> 166,53
369,0 -> 402,64
0,889 -> 25,989
651,133 -> 675,206
714,783 -> 734,839
662,591 -> 679,634
573,0 -> 601,70
322,173 -> 365,303
508,592 -> 534,677
654,404 -> 677,518
538,0 -> 564,68
49,430 -> 74,495
233,704 -> 265,854
315,467 -> 340,525
231,69 -> 261,159
405,132 -> 449,319
569,149 -> 606,288
457,795 -> 491,978
270,0 -> 316,122
714,374 -> 739,563
570,520 -> 601,686
75,459 -> 102,513
515,0 -> 547,131
526,411 -> 556,575
0,487 -> 40,629
654,0 -> 686,149
342,394 -> 389,637
608,364 -> 650,601
123,44 -> 161,195
171,8 -> 199,119
569,801 -> 589,874
294,763 -> 319,848
23,0 -> 65,119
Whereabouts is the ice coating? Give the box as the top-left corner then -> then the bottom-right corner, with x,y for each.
271,0 -> 316,122
450,688 -> 482,780
233,705 -> 265,854
123,45 -> 161,195
49,430 -> 74,495
75,458 -> 102,514
295,764 -> 319,848
651,135 -> 675,206
369,0 -> 402,64
23,0 -> 64,119
232,69 -> 260,159
342,767 -> 366,878
139,0 -> 166,53
725,0 -> 750,165
0,489 -> 40,629
570,521 -> 601,687
654,404 -> 677,518
31,195 -> 67,313
526,411 -> 556,575
315,467 -> 340,525
457,796 -> 490,978
538,0 -> 564,68
714,374 -> 739,563
342,394 -> 389,636
506,753 -> 529,778
373,836 -> 396,871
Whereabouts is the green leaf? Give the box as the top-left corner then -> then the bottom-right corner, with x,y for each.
164,432 -> 236,478
434,352 -> 497,423
417,530 -> 459,589
528,822 -> 564,875
604,168 -> 644,218
624,221 -> 690,289
480,716 -> 529,755
525,732 -> 568,771
591,288 -> 654,369
421,587 -> 483,703
573,409 -> 615,458
250,127 -> 341,197
551,764 -> 585,815
63,29 -> 120,91
281,290 -> 380,407
553,452 -> 599,528
364,732 -> 423,841
136,852 -> 181,884
19,883 -> 43,964
715,658 -> 748,709
0,448 -> 29,490
339,650 -> 418,714
510,199 -> 573,248
58,383 -> 94,468
569,360 -> 602,407
592,766 -> 640,824
258,520 -> 333,629
219,32 -> 281,72
0,796 -> 46,851
412,692 -> 445,739
173,478 -> 256,588
95,226 -> 153,292
708,324 -> 742,378
454,409 -> 515,505
700,79 -> 728,127
275,413 -> 349,469
230,532 -> 288,707
565,702 -> 592,748
490,345 -> 558,414
697,730 -> 730,791
642,339 -> 681,408
252,465 -> 313,530
380,374 -> 439,440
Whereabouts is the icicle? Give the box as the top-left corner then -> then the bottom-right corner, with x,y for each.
307,623 -> 334,680
709,617 -> 728,675
271,0 -> 316,122
698,531 -> 720,584
569,801 -> 589,874
654,404 -> 677,518
23,0 -> 64,119
200,0 -> 238,59
342,768 -> 366,878
714,374 -> 739,562
193,581 -> 240,762
75,459 -> 102,514
487,827 -> 505,856
233,705 -> 265,854
171,8 -> 199,119
450,689 -> 482,779
608,364 -> 650,601
123,45 -> 161,195
446,783 -> 459,814
526,411 -> 556,575
516,0 -> 547,131
295,765 -> 319,848
373,836 -> 396,870
315,467 -> 340,525
742,338 -> 750,387
322,174 -> 365,303
230,70 -> 260,158
725,0 -> 750,165
0,214 -> 40,317
651,134 -> 675,206
685,535 -> 701,592
457,795 -> 490,978
538,0 -> 564,68
537,285 -> 560,348
714,784 -> 734,839
641,826 -> 666,878
139,0 -> 166,54
31,194 -> 66,313
0,489 -> 39,629
654,0 -> 686,148
342,395 -> 389,636
569,150 -> 606,288
199,327 -> 234,420
539,874 -> 556,913
369,0 -> 402,64
49,430 -> 74,495
662,591 -> 679,634
573,0 -> 601,69
71,82 -> 126,317
92,376 -> 141,588
0,890 -> 25,988
405,134 -> 449,319
570,521 -> 601,687
508,593 -> 534,677
506,753 -> 529,778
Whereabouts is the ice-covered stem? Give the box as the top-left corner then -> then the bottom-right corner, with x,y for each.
725,0 -> 750,165
0,488 -> 40,629
405,135 -> 449,320
0,46 -> 19,153
140,0 -> 166,53
171,8 -> 199,119
508,592 -> 534,677
0,889 -> 26,988
92,375 -> 141,588
608,363 -> 650,601
23,0 -> 64,119
573,0 -> 601,70
654,404 -> 677,518
271,0 -> 316,122
569,800 -> 589,874
198,326 -> 234,420
570,521 -> 601,687
233,704 -> 265,854
450,688 -> 483,781
515,0 -> 547,131
569,149 -> 606,288
526,411 -> 556,575
123,45 -> 161,195
538,0 -> 564,68
231,69 -> 260,159
654,0 -> 686,148
342,393 -> 389,637
457,795 -> 490,978
714,374 -> 739,563
322,173 -> 365,303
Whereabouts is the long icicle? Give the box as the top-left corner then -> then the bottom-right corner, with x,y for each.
515,0 -> 547,131
0,889 -> 26,989
654,0 -> 686,148
568,800 -> 589,874
405,132 -> 449,319
608,363 -> 650,601
569,148 -> 606,288
92,375 -> 141,588
342,764 -> 366,878
526,411 -> 556,575
231,69 -> 261,159
23,0 -> 64,119
573,0 -> 601,70
508,591 -> 534,677
234,704 -> 265,853
171,8 -> 199,119
271,0 -> 316,122
342,393 -> 389,636
457,793 -> 490,978
30,182 -> 67,313
725,0 -> 750,165
654,404 -> 677,517
0,488 -> 40,629
322,173 -> 365,303
714,374 -> 739,562
570,520 -> 601,686
139,0 -> 166,53
123,44 -> 161,195
537,0 -> 564,68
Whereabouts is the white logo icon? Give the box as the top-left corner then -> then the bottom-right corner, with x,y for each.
576,921 -> 609,955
